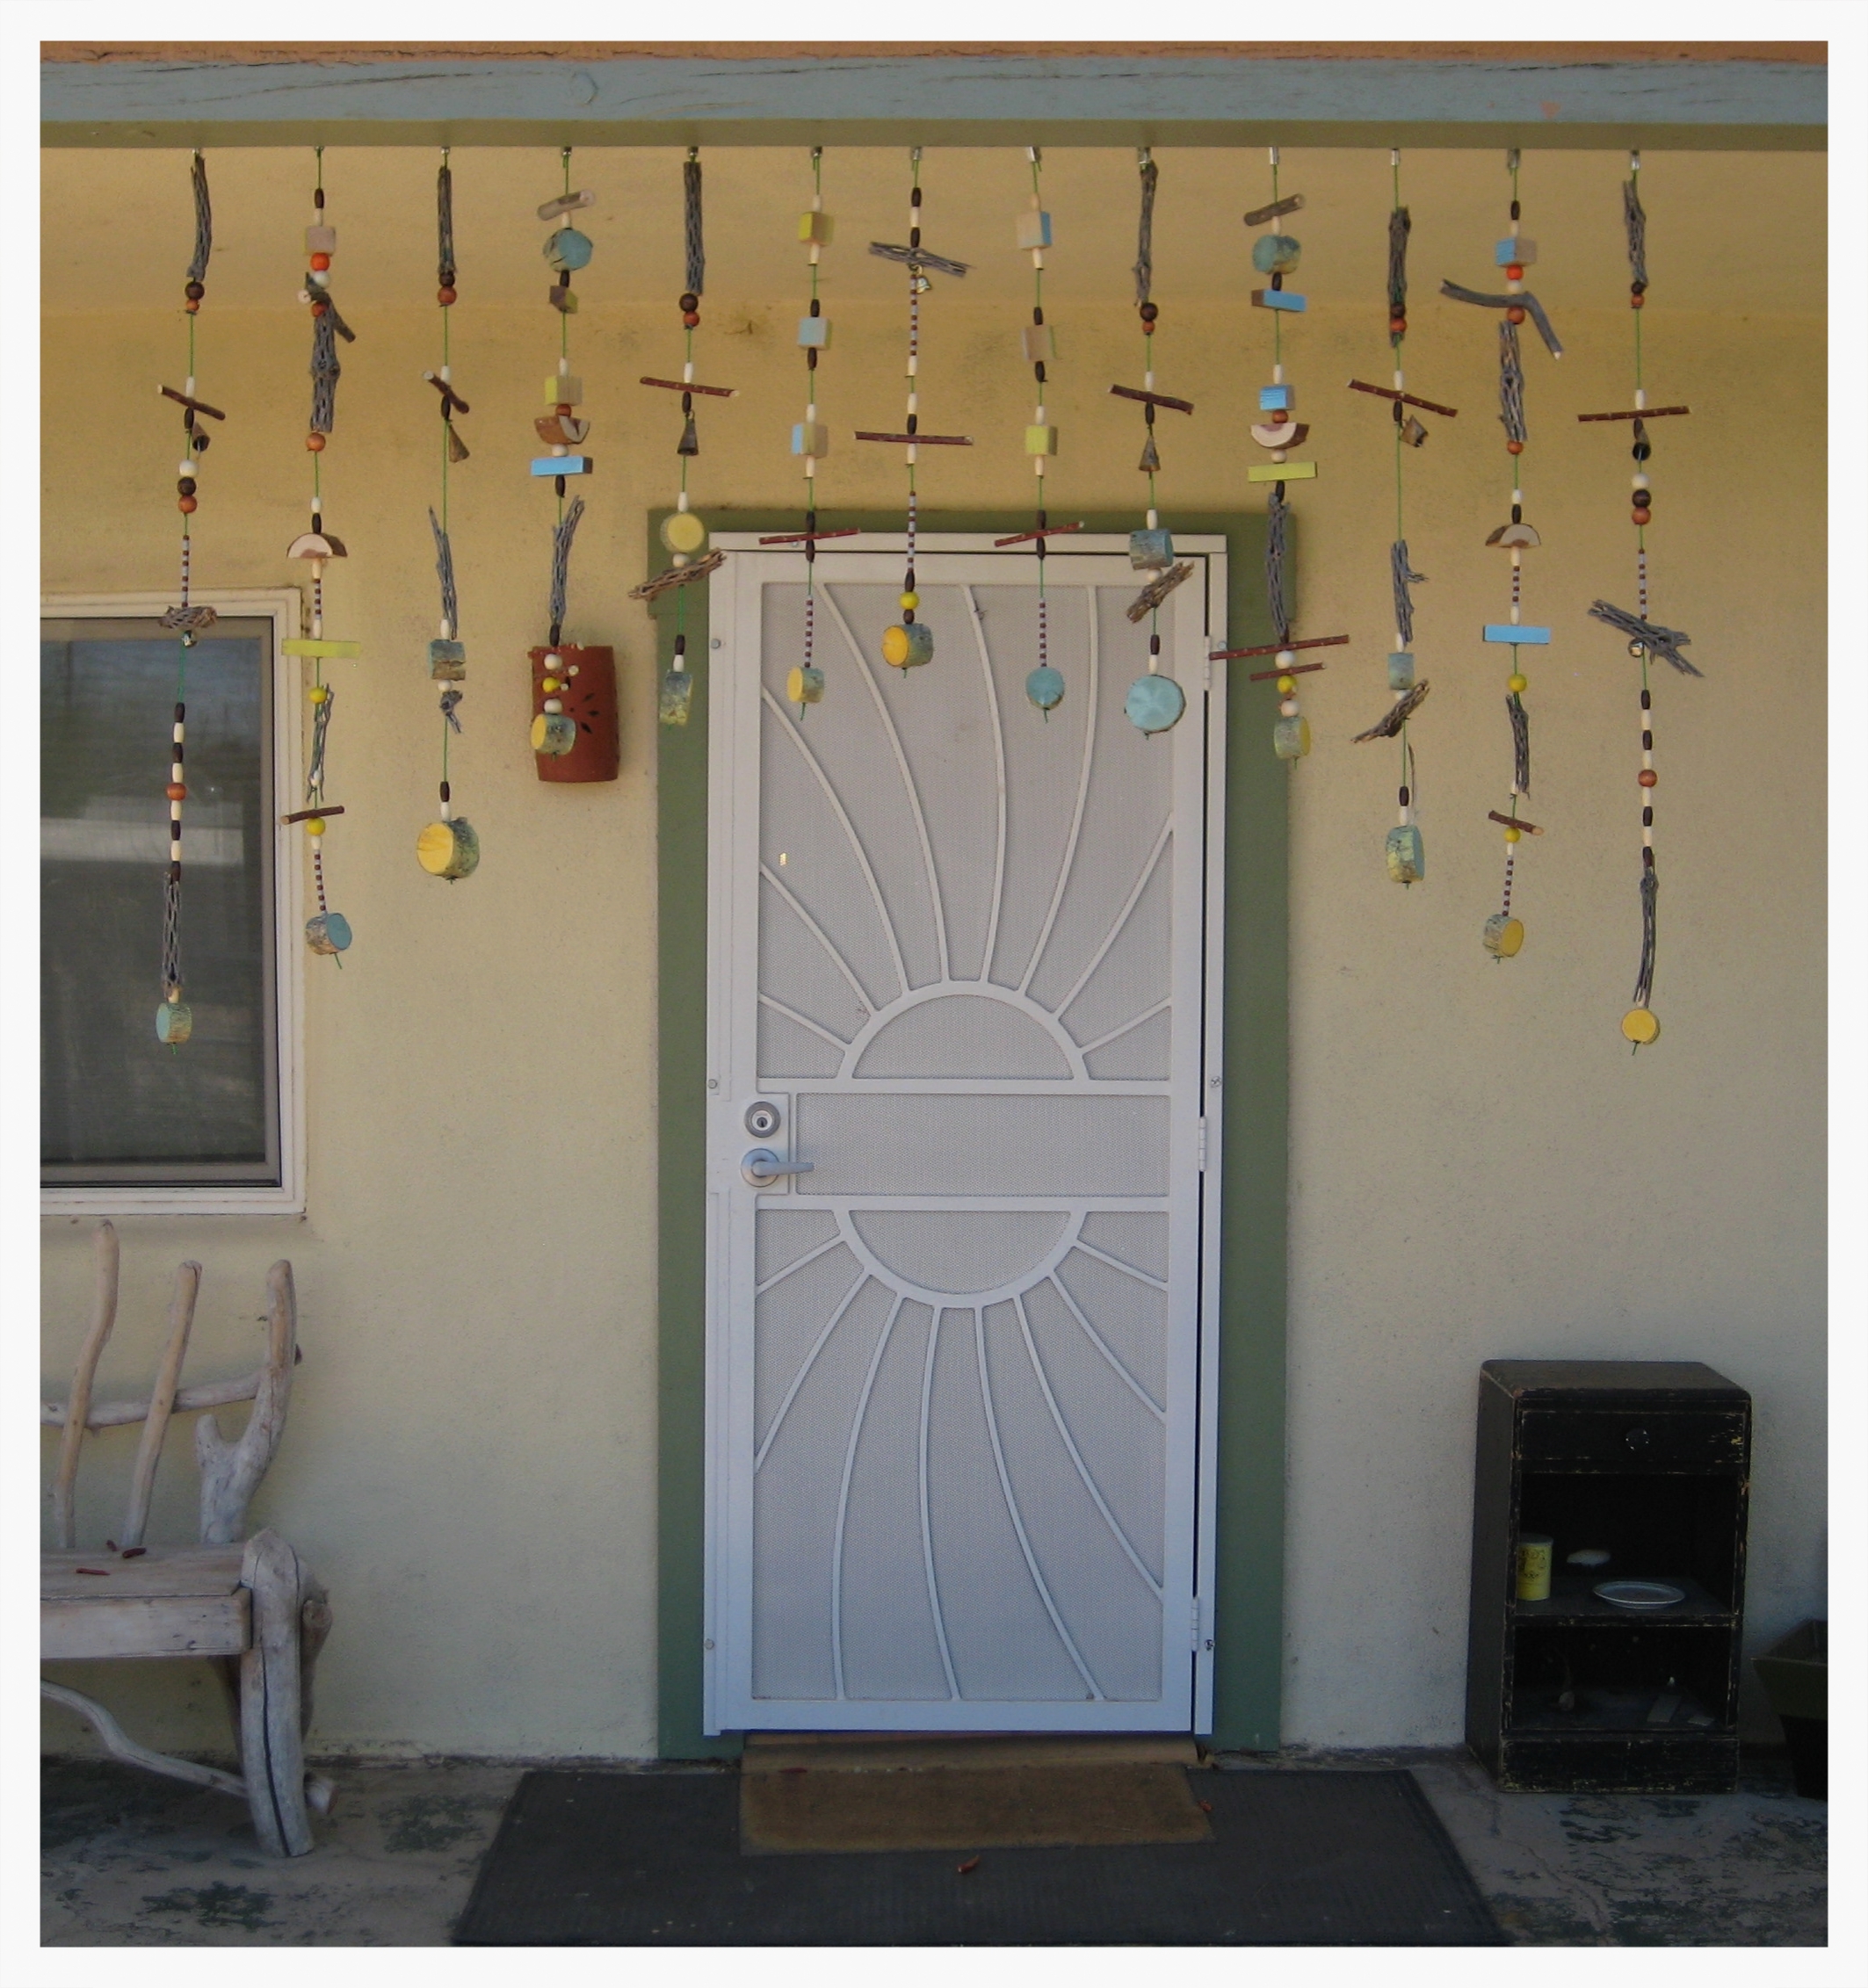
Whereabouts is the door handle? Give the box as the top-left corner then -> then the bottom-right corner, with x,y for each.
742,1147 -> 815,1188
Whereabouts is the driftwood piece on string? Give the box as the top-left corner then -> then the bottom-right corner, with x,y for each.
1126,561 -> 1195,625
629,548 -> 726,603
40,1228 -> 332,1857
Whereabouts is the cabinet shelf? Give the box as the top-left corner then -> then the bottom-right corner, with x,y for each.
1512,1572 -> 1734,1626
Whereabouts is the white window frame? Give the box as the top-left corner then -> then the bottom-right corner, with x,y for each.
40,589 -> 307,1218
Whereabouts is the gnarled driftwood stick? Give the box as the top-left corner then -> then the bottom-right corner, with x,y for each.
41,1348 -> 303,1430
52,1224 -> 119,1550
197,1262 -> 297,1547
120,1261 -> 200,1551
41,1679 -> 250,1800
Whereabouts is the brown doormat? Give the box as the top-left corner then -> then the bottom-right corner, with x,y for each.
740,1761 -> 1213,1854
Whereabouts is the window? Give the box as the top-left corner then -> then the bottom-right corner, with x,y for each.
41,594 -> 302,1211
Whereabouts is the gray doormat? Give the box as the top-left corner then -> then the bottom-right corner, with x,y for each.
453,1767 -> 1505,1945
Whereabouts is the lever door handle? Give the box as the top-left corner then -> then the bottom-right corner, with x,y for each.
742,1147 -> 815,1187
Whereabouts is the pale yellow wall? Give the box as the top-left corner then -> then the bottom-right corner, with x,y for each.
42,145 -> 1824,1754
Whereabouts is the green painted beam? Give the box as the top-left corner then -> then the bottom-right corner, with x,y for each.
655,508 -> 1285,1756
45,55 -> 1823,150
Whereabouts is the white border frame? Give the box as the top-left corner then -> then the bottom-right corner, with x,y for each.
40,589 -> 307,1218
702,533 -> 1226,1733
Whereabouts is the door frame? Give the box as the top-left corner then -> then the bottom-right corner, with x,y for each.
658,508 -> 1285,1756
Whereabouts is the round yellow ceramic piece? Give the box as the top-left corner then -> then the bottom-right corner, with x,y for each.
1621,1007 -> 1661,1045
1482,914 -> 1524,958
900,591 -> 919,611
305,816 -> 326,835
1508,674 -> 1528,694
1277,675 -> 1296,694
1503,827 -> 1521,843
881,622 -> 934,669
660,510 -> 709,556
309,686 -> 329,704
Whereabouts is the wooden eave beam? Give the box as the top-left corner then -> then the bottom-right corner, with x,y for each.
41,49 -> 1826,150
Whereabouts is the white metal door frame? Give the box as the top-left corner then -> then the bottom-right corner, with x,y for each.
702,533 -> 1227,1733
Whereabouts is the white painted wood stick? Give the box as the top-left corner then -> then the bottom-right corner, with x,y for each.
198,1262 -> 297,1547
120,1261 -> 201,1551
51,1223 -> 119,1551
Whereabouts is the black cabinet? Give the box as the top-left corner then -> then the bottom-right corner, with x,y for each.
1466,1360 -> 1750,1793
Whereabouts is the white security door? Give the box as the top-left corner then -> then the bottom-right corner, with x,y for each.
706,535 -> 1225,1733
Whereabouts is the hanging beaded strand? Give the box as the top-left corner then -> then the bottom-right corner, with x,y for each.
155,151 -> 218,1045
772,147 -> 852,713
282,147 -> 359,960
417,148 -> 478,881
1442,150 -> 1565,961
1112,148 -> 1191,737
1208,148 -> 1351,751
858,149 -> 973,672
1345,150 -> 1459,883
1580,151 -> 1701,1046
1014,146 -> 1070,717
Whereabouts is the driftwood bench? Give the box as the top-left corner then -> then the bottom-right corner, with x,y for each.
40,1223 -> 333,1856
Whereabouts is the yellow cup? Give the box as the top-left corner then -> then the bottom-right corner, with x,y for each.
1516,1533 -> 1553,1602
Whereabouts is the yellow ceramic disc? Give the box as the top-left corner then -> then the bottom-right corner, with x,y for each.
529,713 -> 552,753
1483,914 -> 1524,958
1621,1007 -> 1661,1045
661,510 -> 708,555
416,821 -> 458,876
881,625 -> 912,668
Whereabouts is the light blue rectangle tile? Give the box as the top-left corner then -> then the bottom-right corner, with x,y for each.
1483,624 -> 1551,644
531,456 -> 593,476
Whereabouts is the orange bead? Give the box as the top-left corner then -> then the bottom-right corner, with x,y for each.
1388,317 -> 1407,336
682,311 -> 701,329
311,300 -> 329,317
177,495 -> 197,513
166,782 -> 187,801
310,253 -> 331,271
307,432 -> 327,452
1632,507 -> 1650,524
1506,439 -> 1524,456
1506,263 -> 1524,280
438,286 -> 457,306
1631,293 -> 1646,309
1638,770 -> 1658,787
183,299 -> 200,314
1506,305 -> 1526,325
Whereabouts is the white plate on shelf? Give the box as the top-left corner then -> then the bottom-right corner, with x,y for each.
1594,1580 -> 1687,1610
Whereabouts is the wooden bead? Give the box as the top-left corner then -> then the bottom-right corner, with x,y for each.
306,432 -> 326,452
1631,293 -> 1646,309
1506,439 -> 1524,455
438,286 -> 457,305
1506,306 -> 1526,324
166,782 -> 187,800
310,253 -> 331,271
185,282 -> 205,301
679,293 -> 699,312
1639,769 -> 1658,787
1633,508 -> 1651,524
183,300 -> 200,314
310,300 -> 329,317
1388,317 -> 1406,336
682,312 -> 700,329
177,495 -> 197,513
1505,264 -> 1524,280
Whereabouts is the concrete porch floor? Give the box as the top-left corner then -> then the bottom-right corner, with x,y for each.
40,1748 -> 1825,1947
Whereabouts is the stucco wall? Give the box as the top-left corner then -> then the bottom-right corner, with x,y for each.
42,144 -> 1823,1755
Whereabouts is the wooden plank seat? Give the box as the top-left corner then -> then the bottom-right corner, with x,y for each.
40,1225 -> 333,1856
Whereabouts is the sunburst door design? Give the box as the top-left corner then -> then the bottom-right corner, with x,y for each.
707,541 -> 1224,1732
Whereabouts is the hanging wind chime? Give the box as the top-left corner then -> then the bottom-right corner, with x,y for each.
154,150 -> 221,1046
1579,152 -> 1700,1047
1111,148 -> 1193,737
761,147 -> 858,713
283,147 -> 361,962
857,148 -> 973,673
416,148 -> 478,882
634,146 -> 733,725
1345,149 -> 1459,886
1442,148 -> 1564,960
531,147 -> 618,784
1209,148 -> 1350,754
997,145 -> 1080,716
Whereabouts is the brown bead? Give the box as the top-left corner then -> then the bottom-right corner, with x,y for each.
177,495 -> 197,513
1632,507 -> 1651,524
438,286 -> 457,306
1506,439 -> 1524,456
682,311 -> 700,328
311,300 -> 329,318
1638,769 -> 1658,788
1506,305 -> 1527,325
1388,317 -> 1407,336
678,292 -> 699,312
307,432 -> 327,452
185,280 -> 205,301
1630,292 -> 1646,309
166,782 -> 187,801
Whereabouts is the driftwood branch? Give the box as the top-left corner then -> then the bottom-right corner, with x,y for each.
52,1224 -> 119,1551
41,1347 -> 303,1430
120,1262 -> 200,1551
41,1681 -> 250,1801
196,1262 -> 297,1547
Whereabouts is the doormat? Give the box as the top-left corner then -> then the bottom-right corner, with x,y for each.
453,1768 -> 1505,1946
741,1761 -> 1213,1854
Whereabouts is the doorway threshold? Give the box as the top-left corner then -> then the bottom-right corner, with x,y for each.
741,1731 -> 1202,1772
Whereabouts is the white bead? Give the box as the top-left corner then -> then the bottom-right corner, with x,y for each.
1633,473 -> 1651,491
567,663 -> 580,676
1279,699 -> 1300,717
1146,509 -> 1159,528
179,462 -> 194,478
1276,649 -> 1296,666
1144,371 -> 1155,390
543,698 -> 563,714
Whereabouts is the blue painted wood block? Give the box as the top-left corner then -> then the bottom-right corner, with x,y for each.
1483,624 -> 1551,644
1251,289 -> 1307,313
1258,384 -> 1294,412
531,455 -> 593,476
1016,209 -> 1053,249
1495,236 -> 1538,265
797,314 -> 830,348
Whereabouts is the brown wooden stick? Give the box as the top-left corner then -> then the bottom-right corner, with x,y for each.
1247,661 -> 1328,682
1346,379 -> 1459,417
993,523 -> 1085,546
1576,407 -> 1691,422
1212,634 -> 1350,661
1242,193 -> 1305,227
53,1224 -> 120,1551
120,1261 -> 201,1551
640,375 -> 737,398
160,385 -> 226,420
757,528 -> 862,545
853,431 -> 974,445
1109,384 -> 1195,414
1488,810 -> 1546,834
421,372 -> 471,416
278,806 -> 346,825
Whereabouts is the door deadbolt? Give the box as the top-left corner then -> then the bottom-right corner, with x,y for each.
744,1101 -> 782,1138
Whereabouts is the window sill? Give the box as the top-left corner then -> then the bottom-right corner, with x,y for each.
41,1187 -> 305,1219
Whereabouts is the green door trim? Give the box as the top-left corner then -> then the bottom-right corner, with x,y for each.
656,508 -> 1284,1756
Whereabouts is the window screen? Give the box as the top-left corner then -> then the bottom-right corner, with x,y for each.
41,617 -> 279,1185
